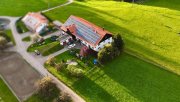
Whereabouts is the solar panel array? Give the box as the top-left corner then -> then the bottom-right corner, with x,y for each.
64,17 -> 101,45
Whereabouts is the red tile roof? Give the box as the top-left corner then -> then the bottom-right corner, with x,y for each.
61,15 -> 112,47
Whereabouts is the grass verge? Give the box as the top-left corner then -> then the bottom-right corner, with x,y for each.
0,78 -> 18,102
27,38 -> 63,56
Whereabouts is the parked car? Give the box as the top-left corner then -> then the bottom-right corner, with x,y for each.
34,50 -> 40,55
50,35 -> 59,41
68,44 -> 76,49
37,38 -> 45,44
67,41 -> 74,45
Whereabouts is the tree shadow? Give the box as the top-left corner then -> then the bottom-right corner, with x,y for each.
45,1 -> 180,72
72,76 -> 118,102
137,0 -> 180,11
102,52 -> 180,102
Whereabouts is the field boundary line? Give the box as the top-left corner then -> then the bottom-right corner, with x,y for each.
125,49 -> 180,76
0,75 -> 21,102
42,0 -> 73,13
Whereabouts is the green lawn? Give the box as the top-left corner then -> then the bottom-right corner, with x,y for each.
0,78 -> 18,102
0,29 -> 15,45
16,19 -> 29,34
44,0 -> 180,75
22,36 -> 31,42
27,38 -> 64,56
46,51 -> 180,102
5,29 -> 16,45
0,0 -> 67,16
142,0 -> 180,10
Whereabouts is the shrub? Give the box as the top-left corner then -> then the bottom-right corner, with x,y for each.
54,92 -> 72,102
112,34 -> 124,51
55,62 -> 67,71
46,57 -> 56,67
36,76 -> 60,99
67,65 -> 84,78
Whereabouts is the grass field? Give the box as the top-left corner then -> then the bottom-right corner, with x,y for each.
0,78 -> 18,102
27,38 -> 63,56
44,0 -> 180,75
142,0 -> 180,10
46,51 -> 180,102
0,0 -> 67,16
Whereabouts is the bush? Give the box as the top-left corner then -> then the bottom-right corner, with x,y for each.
67,65 -> 84,78
54,92 -> 72,102
112,34 -> 124,51
55,62 -> 67,71
36,76 -> 60,100
46,57 -> 56,67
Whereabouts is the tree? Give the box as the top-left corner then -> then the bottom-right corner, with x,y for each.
112,34 -> 124,51
67,65 -> 84,78
46,57 -> 56,67
54,92 -> 72,102
55,62 -> 66,71
0,36 -> 8,51
98,44 -> 114,64
36,76 -> 59,99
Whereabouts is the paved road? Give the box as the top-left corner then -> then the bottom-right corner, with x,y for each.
42,0 -> 73,13
0,0 -> 85,102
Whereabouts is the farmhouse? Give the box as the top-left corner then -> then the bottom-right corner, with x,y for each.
22,12 -> 49,33
61,15 -> 113,52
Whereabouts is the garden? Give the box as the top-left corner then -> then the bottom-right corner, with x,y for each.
45,49 -> 180,102
27,37 -> 63,56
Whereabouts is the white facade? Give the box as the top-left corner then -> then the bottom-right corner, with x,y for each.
36,23 -> 48,33
78,37 -> 113,52
22,13 -> 48,34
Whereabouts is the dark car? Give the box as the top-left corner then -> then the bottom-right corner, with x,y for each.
50,35 -> 59,41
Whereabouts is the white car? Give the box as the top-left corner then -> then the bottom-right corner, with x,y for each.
68,44 -> 76,49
